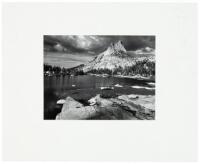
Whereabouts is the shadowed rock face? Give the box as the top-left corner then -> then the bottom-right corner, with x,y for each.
56,94 -> 155,120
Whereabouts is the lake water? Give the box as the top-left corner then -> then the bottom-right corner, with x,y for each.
44,75 -> 155,119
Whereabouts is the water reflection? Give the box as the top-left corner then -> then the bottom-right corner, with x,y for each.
44,75 -> 155,119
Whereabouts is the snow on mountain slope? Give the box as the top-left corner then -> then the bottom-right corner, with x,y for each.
83,40 -> 155,72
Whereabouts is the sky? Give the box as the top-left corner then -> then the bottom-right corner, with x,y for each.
44,35 -> 155,68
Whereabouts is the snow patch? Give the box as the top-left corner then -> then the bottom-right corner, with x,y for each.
100,87 -> 114,90
131,86 -> 155,90
114,84 -> 123,87
147,82 -> 155,86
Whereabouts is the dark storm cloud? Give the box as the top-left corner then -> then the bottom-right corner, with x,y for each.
97,35 -> 155,51
44,35 -> 155,54
44,35 -> 88,53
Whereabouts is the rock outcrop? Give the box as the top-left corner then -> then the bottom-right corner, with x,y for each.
56,94 -> 155,120
56,97 -> 97,120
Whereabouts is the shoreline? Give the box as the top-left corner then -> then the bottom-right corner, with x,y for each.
44,73 -> 155,82
88,73 -> 155,81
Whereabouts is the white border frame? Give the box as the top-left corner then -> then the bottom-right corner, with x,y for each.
1,0 -> 199,163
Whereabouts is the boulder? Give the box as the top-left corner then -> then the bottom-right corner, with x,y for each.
56,96 -> 97,120
56,99 -> 66,104
62,96 -> 83,112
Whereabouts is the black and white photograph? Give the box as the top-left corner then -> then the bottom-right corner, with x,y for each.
44,35 -> 155,120
2,2 -> 198,161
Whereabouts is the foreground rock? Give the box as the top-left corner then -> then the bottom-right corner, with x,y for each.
118,94 -> 155,119
56,97 -> 96,120
56,94 -> 155,120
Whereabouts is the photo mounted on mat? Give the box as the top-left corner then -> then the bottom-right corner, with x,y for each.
44,35 -> 155,120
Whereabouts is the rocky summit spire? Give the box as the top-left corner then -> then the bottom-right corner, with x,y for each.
105,40 -> 127,56
113,40 -> 126,53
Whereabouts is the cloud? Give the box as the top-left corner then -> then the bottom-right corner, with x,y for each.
44,35 -> 155,54
44,51 -> 93,68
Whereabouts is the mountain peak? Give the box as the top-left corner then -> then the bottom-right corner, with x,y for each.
105,40 -> 127,55
114,40 -> 126,52
83,40 -> 155,73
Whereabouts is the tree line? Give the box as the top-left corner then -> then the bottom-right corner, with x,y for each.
44,59 -> 155,77
44,64 -> 85,76
87,60 -> 155,77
